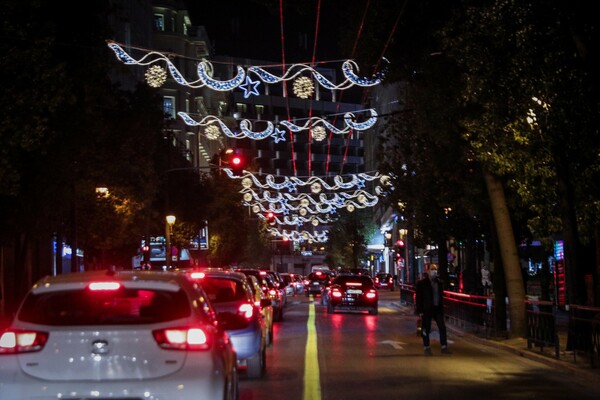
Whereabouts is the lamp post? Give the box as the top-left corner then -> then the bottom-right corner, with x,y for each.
399,228 -> 408,283
385,231 -> 392,274
165,215 -> 176,270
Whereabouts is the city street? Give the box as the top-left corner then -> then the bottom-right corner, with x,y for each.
239,290 -> 600,400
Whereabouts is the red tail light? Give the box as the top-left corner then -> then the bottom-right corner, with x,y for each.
0,329 -> 49,354
153,326 -> 210,351
238,303 -> 254,319
365,290 -> 377,299
331,288 -> 343,298
268,289 -> 278,297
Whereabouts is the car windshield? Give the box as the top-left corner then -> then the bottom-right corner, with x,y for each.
18,288 -> 191,326
201,277 -> 248,303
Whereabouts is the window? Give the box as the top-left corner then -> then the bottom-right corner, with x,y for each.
154,14 -> 164,31
18,288 -> 191,326
163,96 -> 176,119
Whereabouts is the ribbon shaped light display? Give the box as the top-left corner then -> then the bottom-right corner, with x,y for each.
107,42 -> 387,97
178,109 -> 378,142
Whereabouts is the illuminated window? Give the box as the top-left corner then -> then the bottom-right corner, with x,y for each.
163,96 -> 176,119
154,14 -> 164,31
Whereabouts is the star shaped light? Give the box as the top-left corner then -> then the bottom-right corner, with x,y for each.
271,127 -> 287,143
240,76 -> 260,98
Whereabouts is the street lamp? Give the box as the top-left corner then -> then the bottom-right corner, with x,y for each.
165,215 -> 176,270
399,228 -> 408,284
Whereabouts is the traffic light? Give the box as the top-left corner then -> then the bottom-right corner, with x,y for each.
229,151 -> 245,176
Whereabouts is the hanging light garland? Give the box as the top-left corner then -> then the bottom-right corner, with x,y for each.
267,228 -> 329,243
177,109 -> 378,142
107,42 -> 387,97
226,169 -> 389,192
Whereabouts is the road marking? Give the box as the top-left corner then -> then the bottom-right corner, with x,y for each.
380,340 -> 406,350
303,295 -> 321,400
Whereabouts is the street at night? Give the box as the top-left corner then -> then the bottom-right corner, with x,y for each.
239,291 -> 600,400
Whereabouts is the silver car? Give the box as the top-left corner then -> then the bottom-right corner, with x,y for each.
0,270 -> 238,399
188,269 -> 268,379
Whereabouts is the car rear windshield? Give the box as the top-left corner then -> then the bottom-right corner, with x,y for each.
201,277 -> 248,303
18,288 -> 191,326
335,275 -> 374,286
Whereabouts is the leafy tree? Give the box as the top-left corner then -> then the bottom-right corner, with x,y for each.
325,209 -> 378,269
439,0 -> 599,311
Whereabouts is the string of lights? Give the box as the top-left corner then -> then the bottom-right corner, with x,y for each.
177,109 -> 378,142
107,42 -> 387,96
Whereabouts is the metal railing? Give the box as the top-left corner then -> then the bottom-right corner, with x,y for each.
567,305 -> 600,367
443,291 -> 497,338
525,300 -> 560,358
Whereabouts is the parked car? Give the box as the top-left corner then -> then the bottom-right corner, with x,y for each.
235,269 -> 284,322
246,274 -> 274,346
374,272 -> 396,291
327,274 -> 379,315
188,269 -> 268,379
304,270 -> 332,297
0,270 -> 238,399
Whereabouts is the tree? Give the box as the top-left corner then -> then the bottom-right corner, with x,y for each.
325,209 -> 378,270
439,0 -> 599,313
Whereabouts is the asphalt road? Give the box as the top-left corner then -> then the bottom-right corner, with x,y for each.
239,290 -> 600,400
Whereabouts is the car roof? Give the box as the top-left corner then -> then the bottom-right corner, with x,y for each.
29,270 -> 190,294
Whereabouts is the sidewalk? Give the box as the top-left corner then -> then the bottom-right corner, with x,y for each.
391,301 -> 600,382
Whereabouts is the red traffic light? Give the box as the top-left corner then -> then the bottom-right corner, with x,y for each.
266,212 -> 275,222
231,155 -> 242,166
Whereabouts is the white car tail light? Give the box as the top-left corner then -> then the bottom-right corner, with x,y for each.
153,327 -> 210,350
0,329 -> 49,354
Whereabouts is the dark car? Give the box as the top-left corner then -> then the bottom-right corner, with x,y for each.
304,270 -> 332,297
374,272 -> 395,291
326,274 -> 379,315
235,269 -> 284,322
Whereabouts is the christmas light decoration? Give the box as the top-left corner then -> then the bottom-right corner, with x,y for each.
293,76 -> 315,99
267,228 -> 329,243
225,169 -> 386,192
107,42 -> 387,94
145,65 -> 167,87
312,126 -> 327,141
204,125 -> 221,140
177,109 -> 378,141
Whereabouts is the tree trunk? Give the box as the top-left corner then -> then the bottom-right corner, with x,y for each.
484,171 -> 526,337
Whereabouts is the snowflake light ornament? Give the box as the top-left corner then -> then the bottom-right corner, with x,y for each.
312,126 -> 327,141
204,125 -> 221,140
145,65 -> 167,87
293,76 -> 315,99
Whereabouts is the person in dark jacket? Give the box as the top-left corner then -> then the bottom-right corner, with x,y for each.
415,263 -> 451,355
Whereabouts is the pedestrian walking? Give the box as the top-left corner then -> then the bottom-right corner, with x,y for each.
415,263 -> 451,355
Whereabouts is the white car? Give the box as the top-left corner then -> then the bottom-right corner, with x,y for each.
0,270 -> 239,399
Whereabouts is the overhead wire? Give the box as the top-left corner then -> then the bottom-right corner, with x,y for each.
326,0 -> 371,176
279,0 -> 297,175
307,0 -> 322,176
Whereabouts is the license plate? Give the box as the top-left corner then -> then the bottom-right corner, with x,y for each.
347,289 -> 362,294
